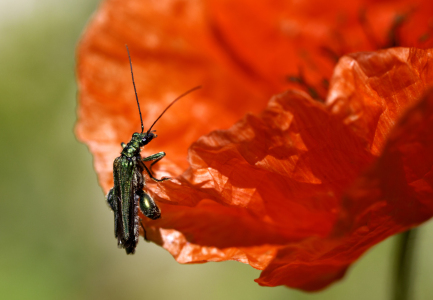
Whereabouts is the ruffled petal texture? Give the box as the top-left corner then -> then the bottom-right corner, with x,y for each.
256,50 -> 433,290
76,0 -> 433,291
143,48 -> 433,290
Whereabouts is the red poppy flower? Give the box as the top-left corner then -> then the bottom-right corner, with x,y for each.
76,0 -> 433,291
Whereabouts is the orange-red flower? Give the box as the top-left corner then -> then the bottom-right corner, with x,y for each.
76,0 -> 433,291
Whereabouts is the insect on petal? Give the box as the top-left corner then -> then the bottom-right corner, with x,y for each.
76,0 -> 433,290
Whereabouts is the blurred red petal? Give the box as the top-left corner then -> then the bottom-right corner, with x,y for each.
76,0 -> 273,193
208,0 -> 433,98
76,0 -> 433,292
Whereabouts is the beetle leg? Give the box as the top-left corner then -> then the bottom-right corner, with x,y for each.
142,151 -> 165,162
137,189 -> 161,220
142,152 -> 171,182
106,188 -> 116,211
142,152 -> 166,172
141,162 -> 171,182
106,188 -> 119,238
139,221 -> 148,241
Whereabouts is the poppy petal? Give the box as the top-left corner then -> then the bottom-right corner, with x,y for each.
255,87 -> 433,290
143,48 -> 433,290
328,48 -> 433,154
76,0 -> 433,291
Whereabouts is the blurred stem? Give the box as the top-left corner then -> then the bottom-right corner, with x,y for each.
393,228 -> 418,300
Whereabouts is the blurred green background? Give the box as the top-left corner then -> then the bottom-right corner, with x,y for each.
1,0 -> 433,299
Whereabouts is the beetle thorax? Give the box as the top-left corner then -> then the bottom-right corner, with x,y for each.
121,140 -> 141,157
121,132 -> 154,158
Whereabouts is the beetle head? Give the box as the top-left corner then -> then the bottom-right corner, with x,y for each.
132,131 -> 157,147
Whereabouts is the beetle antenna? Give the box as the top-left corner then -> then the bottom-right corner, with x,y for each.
126,45 -> 145,133
146,85 -> 202,134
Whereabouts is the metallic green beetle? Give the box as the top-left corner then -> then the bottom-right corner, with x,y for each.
106,45 -> 200,254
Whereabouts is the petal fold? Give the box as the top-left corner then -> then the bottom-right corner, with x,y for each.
76,0 -> 433,291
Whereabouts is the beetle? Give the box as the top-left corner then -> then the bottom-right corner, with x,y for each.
106,45 -> 201,254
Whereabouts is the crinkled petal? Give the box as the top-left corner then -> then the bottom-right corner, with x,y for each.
76,0 -> 433,194
148,90 -> 373,245
143,48 -> 433,290
76,0 -> 433,292
328,48 -> 433,155
339,88 -> 433,235
256,87 -> 433,290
